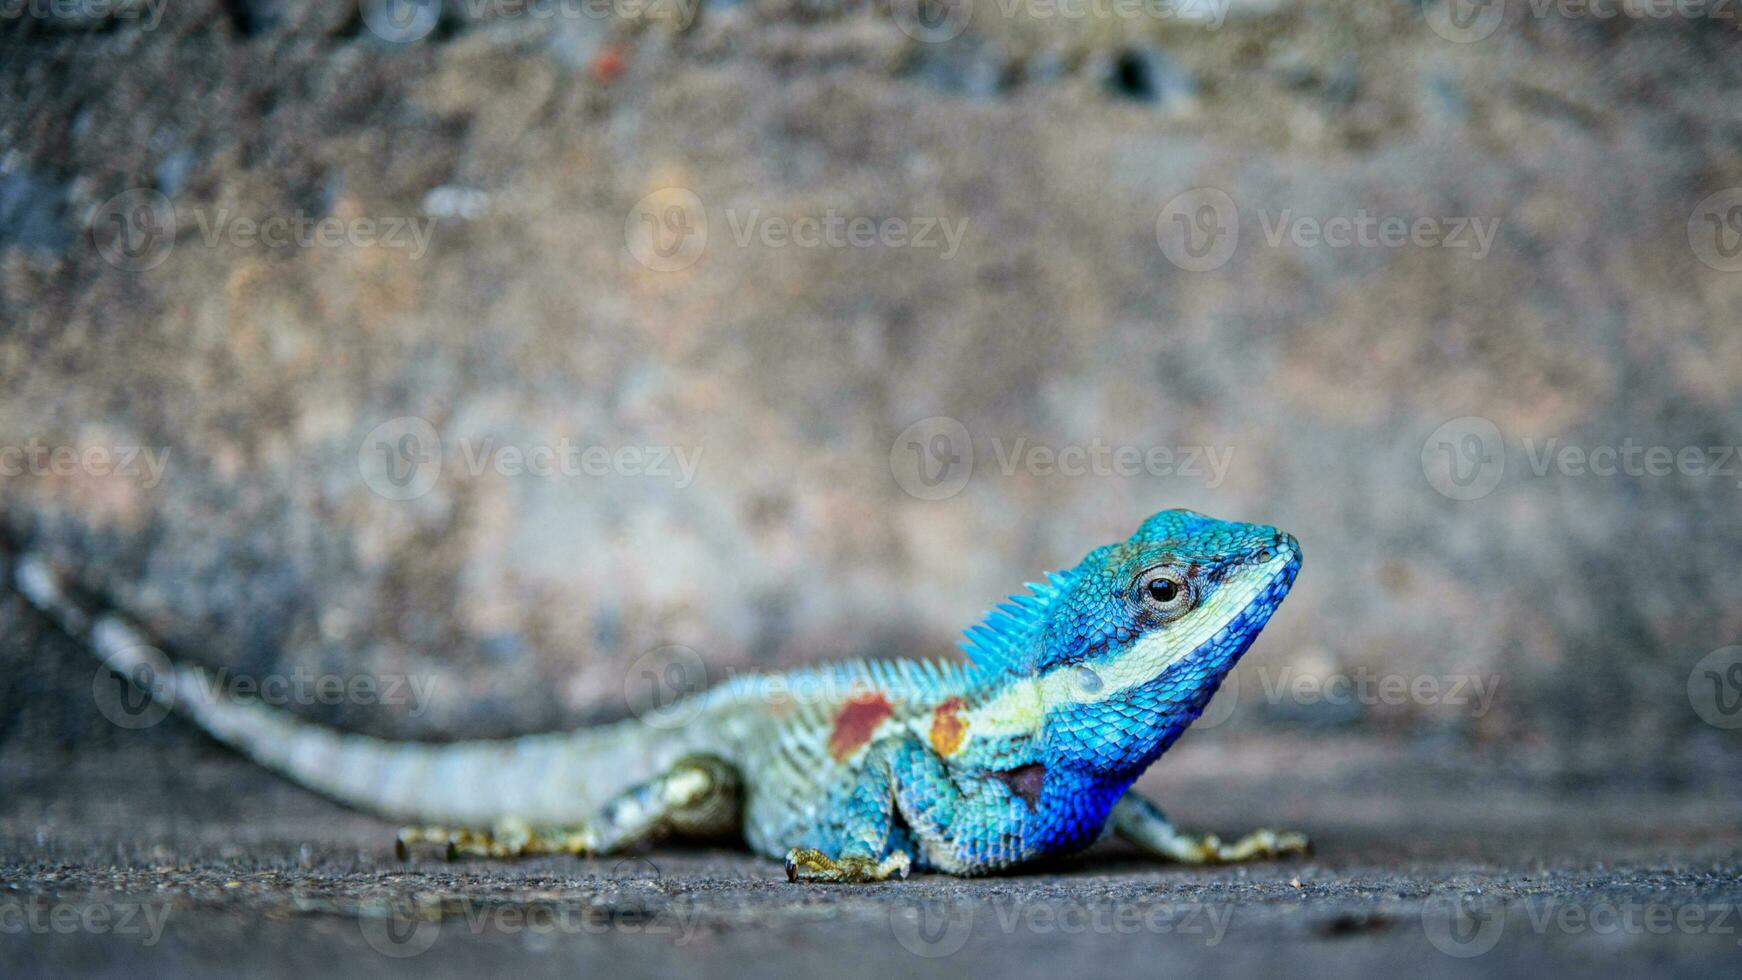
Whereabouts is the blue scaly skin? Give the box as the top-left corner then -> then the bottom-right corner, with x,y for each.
11,509 -> 1307,880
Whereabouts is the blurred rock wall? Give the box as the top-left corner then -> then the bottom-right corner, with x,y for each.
3,0 -> 1741,778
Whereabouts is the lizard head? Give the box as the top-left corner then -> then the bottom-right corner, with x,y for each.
963,509 -> 1301,779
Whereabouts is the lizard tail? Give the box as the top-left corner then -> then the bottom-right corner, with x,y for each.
9,550 -> 696,827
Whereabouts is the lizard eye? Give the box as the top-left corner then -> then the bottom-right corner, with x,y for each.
1137,568 -> 1193,620
1074,665 -> 1104,694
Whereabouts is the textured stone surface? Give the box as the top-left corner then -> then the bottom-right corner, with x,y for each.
5,587 -> 1742,976
4,713 -> 1742,978
2,0 -> 1742,787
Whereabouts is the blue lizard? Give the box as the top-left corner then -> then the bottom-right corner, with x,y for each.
15,508 -> 1307,880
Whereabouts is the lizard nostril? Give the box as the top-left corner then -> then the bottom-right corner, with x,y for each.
1256,533 -> 1298,565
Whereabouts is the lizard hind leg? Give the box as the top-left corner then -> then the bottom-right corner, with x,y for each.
396,818 -> 595,860
593,753 -> 743,851
781,737 -> 934,883
395,754 -> 742,861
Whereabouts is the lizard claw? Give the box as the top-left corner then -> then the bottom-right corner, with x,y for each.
1210,828 -> 1311,863
784,847 -> 911,883
394,819 -> 596,861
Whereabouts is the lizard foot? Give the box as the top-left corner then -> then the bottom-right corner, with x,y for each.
783,847 -> 911,883
1176,828 -> 1311,864
395,818 -> 597,860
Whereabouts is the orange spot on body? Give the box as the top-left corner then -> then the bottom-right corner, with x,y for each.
591,46 -> 627,84
828,692 -> 893,761
930,697 -> 969,756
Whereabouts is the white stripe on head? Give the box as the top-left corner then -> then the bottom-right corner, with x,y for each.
1033,551 -> 1293,708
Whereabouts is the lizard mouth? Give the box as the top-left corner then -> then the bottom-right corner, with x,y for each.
1041,538 -> 1301,708
1149,538 -> 1301,680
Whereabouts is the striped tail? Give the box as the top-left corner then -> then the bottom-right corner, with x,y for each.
9,550 -> 700,827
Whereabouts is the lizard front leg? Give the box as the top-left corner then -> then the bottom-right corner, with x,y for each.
783,737 -> 920,882
398,754 -> 740,860
785,735 -> 1006,883
1110,792 -> 1309,864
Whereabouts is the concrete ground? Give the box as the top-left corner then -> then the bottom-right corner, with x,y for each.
4,734 -> 1741,979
